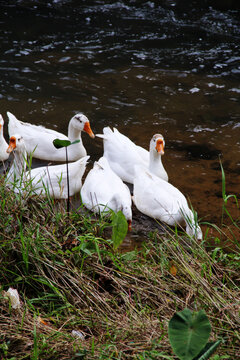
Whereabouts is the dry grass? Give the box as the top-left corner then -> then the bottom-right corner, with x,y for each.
0,178 -> 240,359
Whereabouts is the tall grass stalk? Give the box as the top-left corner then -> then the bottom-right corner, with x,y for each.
220,159 -> 239,225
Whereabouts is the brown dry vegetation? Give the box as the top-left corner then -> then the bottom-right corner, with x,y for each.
0,177 -> 239,359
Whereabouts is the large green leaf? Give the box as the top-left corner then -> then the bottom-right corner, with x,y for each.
53,139 -> 71,149
168,308 -> 211,360
111,211 -> 128,250
53,139 -> 80,148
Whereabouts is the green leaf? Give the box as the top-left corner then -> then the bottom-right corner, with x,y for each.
219,160 -> 226,200
111,211 -> 128,250
195,340 -> 222,360
53,139 -> 71,149
53,138 -> 80,148
168,308 -> 211,360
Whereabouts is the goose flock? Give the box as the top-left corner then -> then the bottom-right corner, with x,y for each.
0,111 -> 202,240
6,135 -> 89,199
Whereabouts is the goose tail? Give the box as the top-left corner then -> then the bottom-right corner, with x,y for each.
79,155 -> 90,164
7,112 -> 20,137
7,111 -> 19,125
96,126 -> 114,139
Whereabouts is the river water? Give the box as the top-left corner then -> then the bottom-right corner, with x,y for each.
0,1 -> 239,244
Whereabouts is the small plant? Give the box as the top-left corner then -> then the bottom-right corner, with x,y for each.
53,138 -> 80,212
110,210 -> 128,250
220,160 -> 238,225
168,308 -> 222,360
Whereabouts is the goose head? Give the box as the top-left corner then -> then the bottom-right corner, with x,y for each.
70,113 -> 95,138
0,114 -> 6,139
0,114 -> 6,138
150,134 -> 165,155
0,114 -> 4,130
0,114 -> 9,161
7,135 -> 26,154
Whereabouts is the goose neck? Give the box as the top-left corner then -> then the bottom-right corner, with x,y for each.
14,150 -> 27,176
149,151 -> 163,170
68,121 -> 82,142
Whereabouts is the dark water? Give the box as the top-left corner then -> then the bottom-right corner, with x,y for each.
0,1 -> 239,242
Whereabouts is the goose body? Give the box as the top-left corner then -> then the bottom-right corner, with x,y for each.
133,166 -> 202,239
81,156 -> 132,227
0,115 -> 9,161
7,112 -> 94,162
6,135 -> 89,199
97,127 -> 168,183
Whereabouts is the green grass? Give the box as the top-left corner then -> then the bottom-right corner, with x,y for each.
0,171 -> 239,360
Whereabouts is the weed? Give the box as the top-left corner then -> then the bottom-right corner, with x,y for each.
0,166 -> 239,359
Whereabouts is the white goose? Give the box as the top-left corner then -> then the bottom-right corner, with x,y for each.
81,156 -> 132,230
97,127 -> 168,184
6,135 -> 89,199
7,112 -> 95,162
0,114 -> 9,162
133,166 -> 202,240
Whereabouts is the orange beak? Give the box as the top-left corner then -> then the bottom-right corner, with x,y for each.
83,121 -> 95,138
7,136 -> 16,153
128,220 -> 132,232
156,139 -> 164,155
